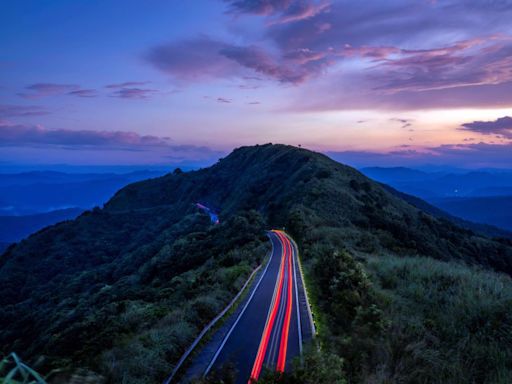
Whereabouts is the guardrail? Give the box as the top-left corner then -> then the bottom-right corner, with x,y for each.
288,235 -> 316,339
164,264 -> 262,384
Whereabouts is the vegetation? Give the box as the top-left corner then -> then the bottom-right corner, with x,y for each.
363,255 -> 512,383
285,234 -> 512,383
0,208 -> 268,383
1,144 -> 512,383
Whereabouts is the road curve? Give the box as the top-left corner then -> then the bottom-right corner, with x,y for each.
203,230 -> 311,383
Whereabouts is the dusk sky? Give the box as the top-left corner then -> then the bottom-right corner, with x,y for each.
1,0 -> 512,169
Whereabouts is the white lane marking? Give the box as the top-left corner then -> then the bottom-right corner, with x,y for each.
289,236 -> 316,338
164,264 -> 262,384
203,232 -> 276,377
290,234 -> 303,357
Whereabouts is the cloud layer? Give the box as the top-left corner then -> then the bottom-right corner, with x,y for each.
146,0 -> 512,110
0,123 -> 172,149
0,104 -> 48,118
0,122 -> 225,163
18,82 -> 159,100
19,83 -> 99,99
105,82 -> 158,99
461,116 -> 512,138
328,142 -> 512,169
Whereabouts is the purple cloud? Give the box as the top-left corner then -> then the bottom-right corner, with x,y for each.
390,118 -> 414,129
428,142 -> 512,167
19,83 -> 99,99
235,1 -> 512,108
371,36 -> 512,93
0,122 -> 173,149
109,88 -> 158,99
67,89 -> 98,98
291,35 -> 512,110
19,83 -> 79,99
267,1 -> 512,52
147,36 -> 333,84
461,116 -> 512,139
220,45 -> 307,83
104,81 -> 158,99
269,1 -> 330,25
105,81 -> 151,88
146,37 -> 239,81
0,104 -> 48,118
144,1 -> 512,109
0,122 -> 225,164
217,97 -> 231,103
292,73 -> 512,111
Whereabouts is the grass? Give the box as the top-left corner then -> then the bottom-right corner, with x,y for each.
363,254 -> 512,384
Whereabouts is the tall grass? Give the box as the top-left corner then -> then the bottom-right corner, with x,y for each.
364,255 -> 512,384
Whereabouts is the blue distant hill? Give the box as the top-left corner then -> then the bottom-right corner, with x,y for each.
361,167 -> 512,232
0,170 -> 168,216
0,170 -> 169,245
0,208 -> 85,244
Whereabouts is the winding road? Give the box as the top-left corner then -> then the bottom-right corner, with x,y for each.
203,230 -> 314,383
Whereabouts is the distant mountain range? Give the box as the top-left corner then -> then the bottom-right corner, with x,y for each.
362,167 -> 512,198
380,184 -> 511,238
361,166 -> 512,231
0,170 -> 171,246
0,208 -> 85,244
432,196 -> 512,231
0,170 -> 168,216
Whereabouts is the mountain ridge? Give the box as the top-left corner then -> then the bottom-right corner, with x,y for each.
1,144 -> 511,383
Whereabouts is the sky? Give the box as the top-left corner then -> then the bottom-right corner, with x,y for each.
1,0 -> 512,170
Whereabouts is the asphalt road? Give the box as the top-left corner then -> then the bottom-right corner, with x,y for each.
204,230 -> 307,383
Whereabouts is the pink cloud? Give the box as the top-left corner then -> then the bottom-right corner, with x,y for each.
145,2 -> 512,110
268,1 -> 330,25
288,34 -> 512,111
372,36 -> 512,93
147,37 -> 333,84
0,123 -> 172,148
341,45 -> 400,60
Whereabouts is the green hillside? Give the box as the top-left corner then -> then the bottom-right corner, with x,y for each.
1,144 -> 511,383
